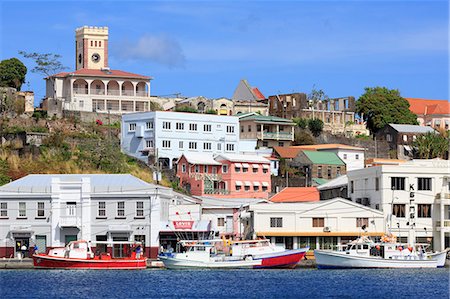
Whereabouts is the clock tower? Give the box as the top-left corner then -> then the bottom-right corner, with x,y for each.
75,26 -> 109,70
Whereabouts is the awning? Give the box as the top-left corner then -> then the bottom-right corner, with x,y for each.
242,163 -> 250,168
244,181 -> 251,186
262,164 -> 270,169
108,225 -> 132,232
252,164 -> 259,168
253,181 -> 260,186
235,181 -> 243,186
234,163 -> 242,168
262,182 -> 269,187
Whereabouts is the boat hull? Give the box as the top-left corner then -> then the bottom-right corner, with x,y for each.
159,255 -> 261,269
255,248 -> 308,269
314,250 -> 437,269
33,254 -> 147,270
428,251 -> 448,268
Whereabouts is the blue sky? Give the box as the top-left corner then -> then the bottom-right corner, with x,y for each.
1,1 -> 448,105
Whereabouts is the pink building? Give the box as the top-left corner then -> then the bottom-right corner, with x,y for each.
177,153 -> 271,199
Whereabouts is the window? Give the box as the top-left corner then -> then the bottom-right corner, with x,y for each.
336,167 -> 341,176
262,141 -> 268,147
189,142 -> 197,150
375,178 -> 380,191
248,125 -> 252,132
203,142 -> 212,150
217,143 -> 222,151
117,202 -> 125,217
162,121 -> 171,130
222,165 -> 228,173
391,177 -> 405,190
98,202 -> 106,217
146,122 -> 153,130
162,140 -> 171,148
226,144 -> 234,152
235,165 -> 241,173
262,167 -> 268,174
236,185 -> 242,191
136,202 -> 144,218
350,181 -> 354,193
99,41 -> 101,47
418,204 -> 431,218
176,122 -> 184,130
182,164 -> 186,173
226,126 -> 235,133
278,142 -> 284,147
393,204 -> 406,218
18,202 -> 26,218
195,165 -> 200,173
204,124 -> 211,132
145,140 -> 153,148
37,202 -> 45,217
327,166 -> 332,179
129,123 -> 136,131
95,41 -> 97,47
242,165 -> 248,173
253,185 -> 259,191
356,218 -> 369,228
0,202 -> 7,217
317,166 -> 322,178
418,178 -> 432,191
343,154 -> 347,159
270,217 -> 283,228
203,165 -> 208,173
90,41 -> 93,46
240,126 -> 244,133
244,185 -> 250,191
79,100 -> 84,108
253,166 -> 258,173
312,218 -> 324,227
412,135 -> 416,141
403,135 -> 408,142
386,134 -> 392,142
355,154 -> 359,160
217,218 -> 225,227
179,141 -> 183,149
189,123 -> 197,131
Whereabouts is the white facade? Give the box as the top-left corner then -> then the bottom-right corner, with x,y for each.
121,111 -> 240,168
318,148 -> 365,171
347,159 -> 450,251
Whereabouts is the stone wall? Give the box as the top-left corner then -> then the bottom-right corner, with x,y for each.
63,110 -> 122,124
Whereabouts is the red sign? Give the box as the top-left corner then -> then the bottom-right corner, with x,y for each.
173,221 -> 194,229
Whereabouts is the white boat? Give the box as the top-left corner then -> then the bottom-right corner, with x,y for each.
314,236 -> 446,269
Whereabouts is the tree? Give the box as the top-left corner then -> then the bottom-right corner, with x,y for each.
0,58 -> 27,90
413,132 -> 449,159
308,118 -> 324,137
307,86 -> 329,119
294,131 -> 315,145
356,87 -> 418,134
293,117 -> 308,129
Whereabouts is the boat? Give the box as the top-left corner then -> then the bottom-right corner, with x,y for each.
158,239 -> 308,269
33,240 -> 147,270
314,235 -> 447,269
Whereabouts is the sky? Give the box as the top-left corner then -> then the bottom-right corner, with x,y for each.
0,0 -> 448,106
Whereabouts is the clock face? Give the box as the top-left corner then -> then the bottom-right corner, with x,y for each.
91,53 -> 100,63
78,53 -> 82,64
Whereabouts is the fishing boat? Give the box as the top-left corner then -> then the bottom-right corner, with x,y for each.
158,239 -> 308,269
314,235 -> 447,269
33,240 -> 147,270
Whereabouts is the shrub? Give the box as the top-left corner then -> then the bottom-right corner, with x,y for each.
175,106 -> 198,113
307,118 -> 324,137
293,117 -> 308,129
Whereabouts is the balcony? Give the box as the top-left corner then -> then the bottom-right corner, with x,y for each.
73,88 -> 88,95
436,193 -> 450,204
136,91 -> 148,97
59,216 -> 81,228
204,189 -> 230,195
122,90 -> 134,96
107,89 -> 120,96
262,131 -> 293,141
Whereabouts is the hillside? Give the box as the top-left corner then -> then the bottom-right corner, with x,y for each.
0,115 -> 169,187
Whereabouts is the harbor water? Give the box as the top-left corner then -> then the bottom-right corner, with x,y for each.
0,268 -> 448,298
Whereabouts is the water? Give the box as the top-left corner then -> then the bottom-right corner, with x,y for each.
0,268 -> 448,299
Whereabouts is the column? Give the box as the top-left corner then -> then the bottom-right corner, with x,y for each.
146,82 -> 151,97
103,80 -> 108,96
293,236 -> 298,249
276,124 -> 279,140
50,178 -> 62,247
291,126 -> 294,141
260,124 -> 264,140
132,81 -> 137,97
86,79 -> 93,95
70,79 -> 74,99
80,178 -> 92,242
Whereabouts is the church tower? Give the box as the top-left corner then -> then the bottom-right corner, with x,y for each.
75,26 -> 109,70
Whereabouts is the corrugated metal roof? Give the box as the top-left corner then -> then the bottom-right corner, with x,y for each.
215,154 -> 270,163
303,151 -> 345,165
317,175 -> 348,190
195,196 -> 268,208
181,153 -> 221,165
389,124 -> 436,133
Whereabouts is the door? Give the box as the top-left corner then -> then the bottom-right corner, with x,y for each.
65,235 -> 77,245
113,236 -> 128,258
226,216 -> 233,233
35,235 -> 47,254
15,238 -> 30,258
285,237 -> 293,250
96,235 -> 107,254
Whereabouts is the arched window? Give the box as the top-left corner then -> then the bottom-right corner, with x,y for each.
99,41 -> 101,47
95,41 -> 97,47
90,41 -> 93,47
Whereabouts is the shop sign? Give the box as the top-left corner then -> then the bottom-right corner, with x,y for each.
173,221 -> 194,229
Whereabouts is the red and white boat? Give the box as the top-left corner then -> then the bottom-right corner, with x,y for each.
33,240 -> 147,270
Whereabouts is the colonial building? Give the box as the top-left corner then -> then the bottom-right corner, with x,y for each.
0,174 -> 171,259
121,111 -> 240,169
347,159 -> 450,251
232,79 -> 266,102
43,26 -> 152,117
406,98 -> 450,131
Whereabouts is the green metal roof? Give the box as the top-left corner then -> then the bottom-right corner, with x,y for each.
313,178 -> 330,185
239,113 -> 294,124
303,150 -> 345,165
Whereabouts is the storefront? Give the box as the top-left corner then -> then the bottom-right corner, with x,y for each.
160,220 -> 212,252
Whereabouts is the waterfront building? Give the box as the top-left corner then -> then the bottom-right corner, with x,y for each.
0,174 -> 171,259
246,198 -> 385,251
347,159 -> 450,251
121,111 -> 240,169
176,153 -> 271,199
238,112 -> 295,148
406,98 -> 450,131
43,26 -> 152,117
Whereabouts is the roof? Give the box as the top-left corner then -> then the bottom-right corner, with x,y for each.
317,175 -> 348,190
238,113 -> 294,124
292,144 -> 365,151
388,124 -> 436,134
51,69 -> 151,80
252,87 -> 265,100
215,154 -> 270,164
270,187 -> 320,203
302,150 -> 345,165
0,174 -> 166,195
365,158 -> 407,167
195,196 -> 268,208
180,153 -> 221,165
312,178 -> 330,185
406,98 -> 450,116
273,146 -> 303,159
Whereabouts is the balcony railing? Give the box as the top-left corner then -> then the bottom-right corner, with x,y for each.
59,216 -> 81,227
107,89 -> 120,96
436,193 -> 450,200
136,91 -> 148,97
122,90 -> 134,96
73,88 -> 88,95
91,89 -> 105,95
204,189 -> 230,195
262,131 -> 293,140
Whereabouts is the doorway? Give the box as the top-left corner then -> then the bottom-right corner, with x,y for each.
15,238 -> 30,258
65,235 -> 77,245
112,236 -> 129,258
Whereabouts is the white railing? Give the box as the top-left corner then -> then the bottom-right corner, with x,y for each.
136,91 -> 148,97
122,90 -> 134,96
92,89 -> 105,95
59,216 -> 81,227
73,88 -> 88,95
107,89 -> 120,96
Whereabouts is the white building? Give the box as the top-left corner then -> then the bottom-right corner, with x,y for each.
0,174 -> 171,259
347,159 -> 450,251
247,198 -> 385,250
296,144 -> 365,171
121,111 -> 240,168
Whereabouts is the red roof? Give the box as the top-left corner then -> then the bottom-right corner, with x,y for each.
270,187 -> 320,203
252,87 -> 265,100
406,98 -> 450,116
273,146 -> 303,159
51,68 -> 151,79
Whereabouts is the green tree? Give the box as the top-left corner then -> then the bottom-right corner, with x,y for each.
307,86 -> 329,119
356,87 -> 418,134
293,131 -> 315,145
205,109 -> 217,115
0,58 -> 27,90
413,132 -> 449,159
293,117 -> 308,129
308,118 -> 324,137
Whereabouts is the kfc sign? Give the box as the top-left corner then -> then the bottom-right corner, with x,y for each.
173,221 -> 194,229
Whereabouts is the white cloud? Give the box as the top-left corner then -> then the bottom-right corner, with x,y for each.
114,35 -> 186,68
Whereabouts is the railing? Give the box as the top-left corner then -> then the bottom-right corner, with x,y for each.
73,88 -> 88,95
204,189 -> 230,195
59,216 -> 81,227
262,131 -> 293,140
92,89 -> 105,95
436,220 -> 450,228
436,193 -> 450,200
122,90 -> 134,96
136,91 -> 148,97
107,89 -> 120,96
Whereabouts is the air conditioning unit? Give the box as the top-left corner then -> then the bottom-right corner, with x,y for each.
323,226 -> 331,232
